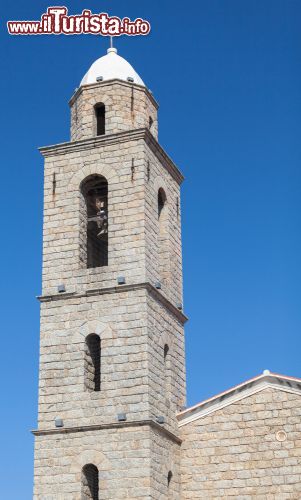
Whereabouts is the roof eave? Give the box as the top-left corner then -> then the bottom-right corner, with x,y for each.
177,372 -> 301,426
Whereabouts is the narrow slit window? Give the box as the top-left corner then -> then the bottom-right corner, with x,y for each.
157,188 -> 169,285
167,470 -> 173,498
95,103 -> 105,136
158,188 -> 166,220
164,343 -> 171,397
164,344 -> 169,362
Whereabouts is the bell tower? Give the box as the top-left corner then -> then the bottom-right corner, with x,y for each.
33,46 -> 186,499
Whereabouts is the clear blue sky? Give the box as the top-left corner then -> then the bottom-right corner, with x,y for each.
1,1 -> 301,497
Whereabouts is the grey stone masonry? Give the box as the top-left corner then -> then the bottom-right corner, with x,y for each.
40,129 -> 183,306
33,53 -> 301,500
180,387 -> 301,499
33,76 -> 186,499
33,424 -> 181,499
36,288 -> 185,432
70,80 -> 158,142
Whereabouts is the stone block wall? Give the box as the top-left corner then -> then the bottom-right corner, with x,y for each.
179,387 -> 301,498
146,293 -> 186,433
38,288 -> 149,429
41,131 -> 183,306
70,80 -> 158,142
150,427 -> 182,499
38,288 -> 185,433
35,77 -> 186,499
144,143 -> 183,306
41,134 -> 147,296
33,424 -> 180,499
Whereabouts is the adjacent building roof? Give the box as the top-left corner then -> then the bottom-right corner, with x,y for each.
177,370 -> 301,427
80,47 -> 145,87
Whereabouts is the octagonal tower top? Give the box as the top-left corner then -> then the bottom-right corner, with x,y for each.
70,44 -> 157,142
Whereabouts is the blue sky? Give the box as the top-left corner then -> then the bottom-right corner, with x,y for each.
1,1 -> 301,497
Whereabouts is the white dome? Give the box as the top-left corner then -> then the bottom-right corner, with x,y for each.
80,47 -> 145,87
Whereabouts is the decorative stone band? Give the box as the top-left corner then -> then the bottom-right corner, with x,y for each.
37,282 -> 188,326
38,128 -> 184,185
31,419 -> 182,445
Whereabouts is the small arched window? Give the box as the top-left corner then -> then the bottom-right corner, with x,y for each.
82,464 -> 99,500
81,175 -> 108,269
95,103 -> 105,136
85,334 -> 101,392
167,470 -> 173,487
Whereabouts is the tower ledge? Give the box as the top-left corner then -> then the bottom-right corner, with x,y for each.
32,419 -> 182,445
69,78 -> 158,110
37,282 -> 188,326
39,128 -> 184,185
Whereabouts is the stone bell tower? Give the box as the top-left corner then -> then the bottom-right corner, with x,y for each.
33,46 -> 187,499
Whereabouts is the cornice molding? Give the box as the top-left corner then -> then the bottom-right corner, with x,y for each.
178,375 -> 301,427
39,128 -> 184,185
37,282 -> 188,325
69,78 -> 159,110
144,129 -> 184,184
32,419 -> 182,445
